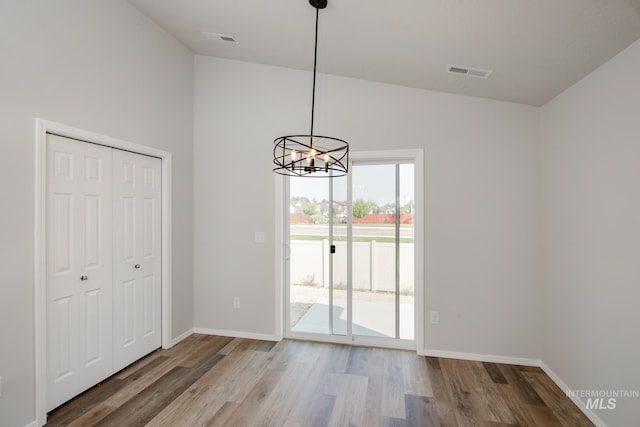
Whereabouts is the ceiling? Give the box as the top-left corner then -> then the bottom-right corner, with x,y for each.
128,0 -> 640,106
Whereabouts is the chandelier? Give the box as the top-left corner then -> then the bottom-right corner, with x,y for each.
272,0 -> 349,177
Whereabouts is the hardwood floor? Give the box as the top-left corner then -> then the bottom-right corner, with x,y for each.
46,334 -> 594,427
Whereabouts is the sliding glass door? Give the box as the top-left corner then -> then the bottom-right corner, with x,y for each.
351,163 -> 414,340
288,173 -> 347,335
285,154 -> 416,348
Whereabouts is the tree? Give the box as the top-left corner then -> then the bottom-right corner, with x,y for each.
291,196 -> 310,217
381,202 -> 396,214
352,199 -> 369,218
303,201 -> 318,216
366,200 -> 379,214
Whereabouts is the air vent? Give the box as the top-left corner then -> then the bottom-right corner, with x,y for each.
447,64 -> 492,79
202,32 -> 237,43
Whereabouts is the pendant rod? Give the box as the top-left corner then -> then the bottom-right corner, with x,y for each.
310,6 -> 319,138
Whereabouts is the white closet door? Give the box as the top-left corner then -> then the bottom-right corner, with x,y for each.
113,149 -> 162,371
46,134 -> 113,411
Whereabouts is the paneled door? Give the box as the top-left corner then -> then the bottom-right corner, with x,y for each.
112,149 -> 162,371
46,135 -> 113,411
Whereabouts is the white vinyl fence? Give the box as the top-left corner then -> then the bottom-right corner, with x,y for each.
290,240 -> 414,293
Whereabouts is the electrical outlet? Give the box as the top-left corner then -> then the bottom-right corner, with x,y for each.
233,297 -> 240,309
430,311 -> 440,325
254,232 -> 265,243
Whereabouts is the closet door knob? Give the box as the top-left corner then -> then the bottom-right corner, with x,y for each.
134,264 -> 141,269
80,275 -> 88,281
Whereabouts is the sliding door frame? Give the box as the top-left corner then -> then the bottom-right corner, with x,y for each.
278,149 -> 424,351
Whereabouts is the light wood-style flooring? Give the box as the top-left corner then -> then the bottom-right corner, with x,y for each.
47,334 -> 594,426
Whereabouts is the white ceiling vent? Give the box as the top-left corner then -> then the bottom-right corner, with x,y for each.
202,32 -> 237,43
447,64 -> 492,79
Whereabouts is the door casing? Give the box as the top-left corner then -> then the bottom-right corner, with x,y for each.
34,119 -> 173,426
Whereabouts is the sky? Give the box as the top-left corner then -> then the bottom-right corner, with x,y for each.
290,164 -> 414,206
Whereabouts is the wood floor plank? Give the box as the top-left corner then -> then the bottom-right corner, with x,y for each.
362,351 -> 385,427
113,349 -> 163,380
425,357 -> 458,427
383,417 -> 408,427
483,362 -> 508,385
405,394 -> 440,427
498,364 -> 545,406
439,359 -> 485,427
270,339 -> 307,372
95,366 -> 193,426
46,377 -> 125,426
315,344 -> 352,397
402,350 -> 434,397
216,336 -> 246,356
48,335 -> 596,427
252,360 -> 320,426
64,404 -> 116,427
102,354 -> 186,407
327,373 -> 369,427
178,335 -> 233,367
527,404 -> 564,427
94,352 -> 225,427
346,346 -> 374,376
467,360 -> 516,425
328,342 -> 352,375
252,340 -> 278,352
282,343 -> 337,425
494,383 -> 540,427
484,422 -> 520,427
148,339 -> 275,426
517,365 -> 545,374
522,371 -> 595,427
215,367 -> 285,427
207,345 -> 273,403
113,334 -> 201,380
299,393 -> 336,427
382,348 -> 407,419
204,401 -> 241,427
146,383 -> 226,427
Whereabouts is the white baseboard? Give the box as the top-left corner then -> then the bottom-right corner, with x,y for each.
421,348 -> 539,367
540,362 -> 608,427
194,328 -> 280,342
24,419 -> 39,427
171,328 -> 194,347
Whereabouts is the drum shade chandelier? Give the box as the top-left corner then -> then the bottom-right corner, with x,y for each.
273,0 -> 349,177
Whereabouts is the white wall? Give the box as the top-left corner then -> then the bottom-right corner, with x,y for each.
194,56 -> 540,359
540,39 -> 640,426
0,1 -> 194,425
